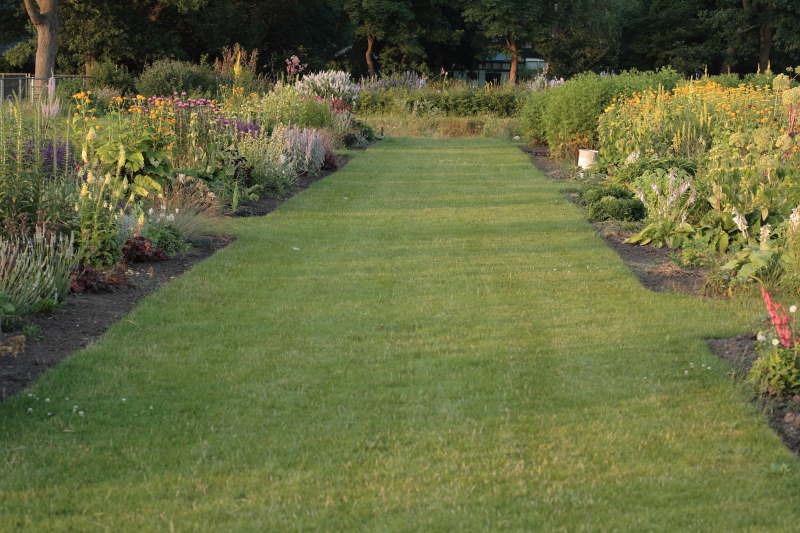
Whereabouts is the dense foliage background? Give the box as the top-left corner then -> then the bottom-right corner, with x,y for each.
4,0 -> 800,78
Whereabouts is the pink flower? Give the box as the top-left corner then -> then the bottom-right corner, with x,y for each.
762,286 -> 794,347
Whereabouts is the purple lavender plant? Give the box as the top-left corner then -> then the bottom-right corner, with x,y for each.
21,138 -> 76,177
234,119 -> 261,136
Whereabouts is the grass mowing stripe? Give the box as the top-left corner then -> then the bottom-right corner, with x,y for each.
1,137 -> 799,531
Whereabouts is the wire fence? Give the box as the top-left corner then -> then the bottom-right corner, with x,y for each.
0,74 -> 92,101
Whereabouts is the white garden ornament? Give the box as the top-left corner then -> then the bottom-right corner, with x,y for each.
578,149 -> 599,170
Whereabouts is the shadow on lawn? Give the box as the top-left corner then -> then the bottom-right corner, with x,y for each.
521,143 -> 800,458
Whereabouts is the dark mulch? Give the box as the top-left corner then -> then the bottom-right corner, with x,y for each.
522,146 -> 708,295
707,335 -> 800,455
0,235 -> 233,400
708,334 -> 759,375
598,228 -> 707,294
519,145 -> 570,180
235,154 -> 353,217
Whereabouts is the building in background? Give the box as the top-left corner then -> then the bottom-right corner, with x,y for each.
452,53 -> 547,85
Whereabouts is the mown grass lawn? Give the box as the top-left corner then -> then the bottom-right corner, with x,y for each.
1,137 -> 799,531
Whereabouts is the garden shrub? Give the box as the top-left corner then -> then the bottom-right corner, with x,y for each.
141,215 -> 190,256
247,84 -> 333,129
519,90 -> 548,143
356,90 -> 398,115
53,77 -> 87,104
154,174 -> 221,241
521,68 -> 681,155
91,60 -> 136,94
579,183 -> 645,222
136,59 -> 217,97
705,73 -> 741,88
743,71 -> 776,87
123,236 -> 167,262
578,183 -> 631,206
608,155 -> 696,187
748,347 -> 800,397
587,197 -> 645,222
296,70 -> 360,107
237,133 -> 297,195
626,168 -> 698,248
356,83 -> 525,117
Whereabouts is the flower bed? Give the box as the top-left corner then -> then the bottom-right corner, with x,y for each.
0,69 -> 376,353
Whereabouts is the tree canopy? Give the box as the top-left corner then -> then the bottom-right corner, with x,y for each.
5,0 -> 800,80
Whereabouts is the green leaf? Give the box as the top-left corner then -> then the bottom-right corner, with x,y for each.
126,152 -> 145,172
718,232 -> 729,253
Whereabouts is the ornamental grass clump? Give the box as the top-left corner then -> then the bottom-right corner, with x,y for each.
151,174 -> 221,241
0,226 -> 77,317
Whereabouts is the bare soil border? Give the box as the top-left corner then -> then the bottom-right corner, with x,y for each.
521,145 -> 707,295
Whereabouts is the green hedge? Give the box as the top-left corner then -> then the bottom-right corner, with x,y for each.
356,85 -> 525,117
136,59 -> 217,97
519,68 -> 682,154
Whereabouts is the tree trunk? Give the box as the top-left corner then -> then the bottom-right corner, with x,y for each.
23,0 -> 59,97
365,35 -> 377,77
507,37 -> 519,85
722,45 -> 736,74
84,54 -> 96,77
758,20 -> 774,73
758,24 -> 775,72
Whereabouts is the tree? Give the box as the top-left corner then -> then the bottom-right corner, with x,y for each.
462,0 -> 549,83
64,0 -> 208,73
617,0 -> 719,75
537,0 -> 631,76
707,0 -> 800,73
22,0 -> 58,93
343,0 -> 415,76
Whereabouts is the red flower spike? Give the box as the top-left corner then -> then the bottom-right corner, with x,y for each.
761,286 -> 795,347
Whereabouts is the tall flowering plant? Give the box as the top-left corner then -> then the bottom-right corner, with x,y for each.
761,286 -> 795,347
750,286 -> 800,397
285,55 -> 307,82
